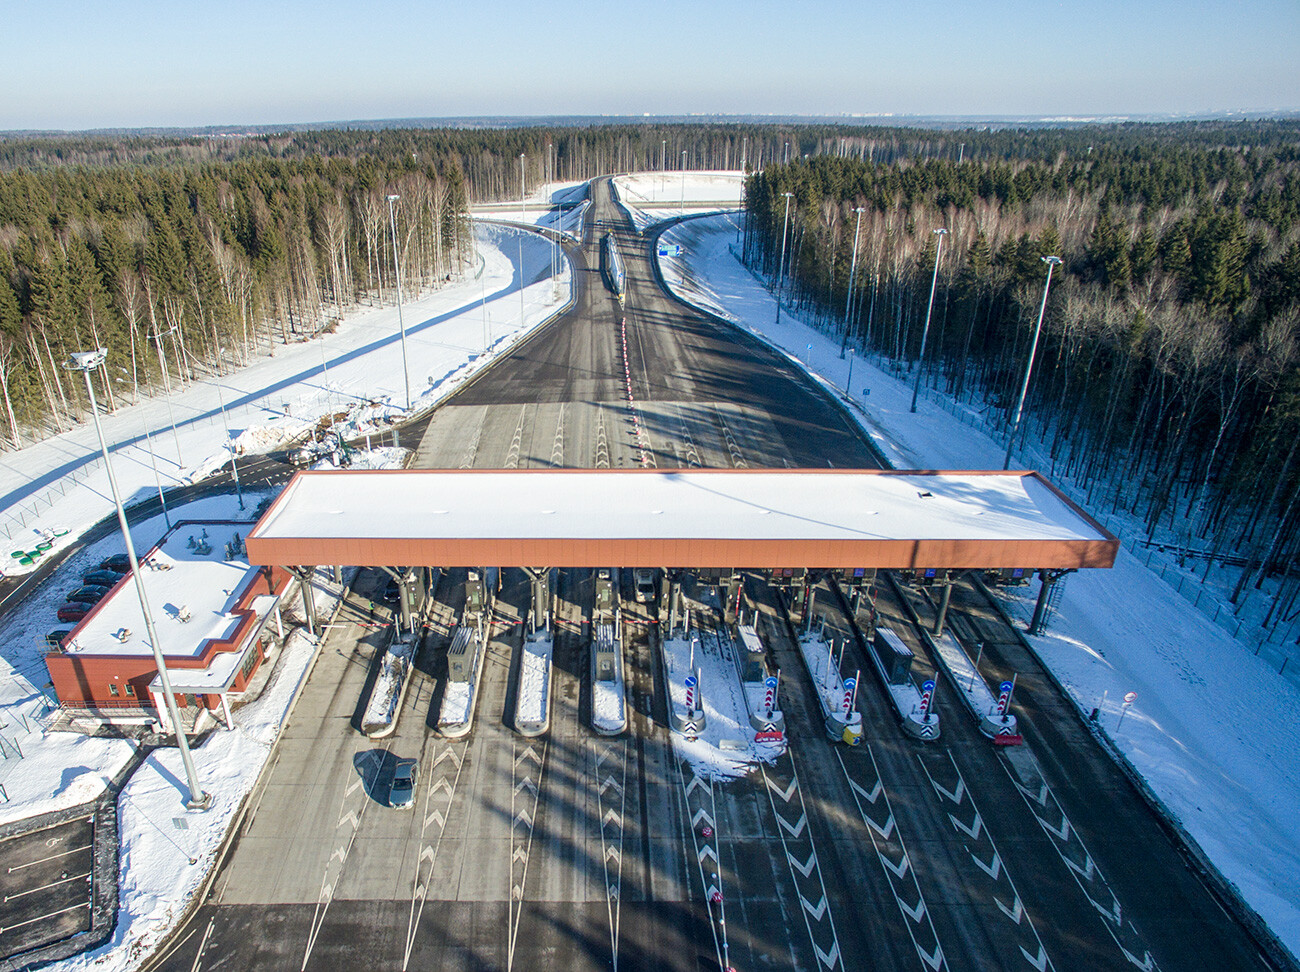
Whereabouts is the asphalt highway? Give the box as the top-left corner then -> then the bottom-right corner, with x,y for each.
145,181 -> 1286,972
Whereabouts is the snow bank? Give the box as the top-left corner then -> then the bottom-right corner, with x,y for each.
362,633 -> 418,737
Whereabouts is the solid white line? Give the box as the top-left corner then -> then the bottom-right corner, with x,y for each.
190,917 -> 215,972
7,843 -> 92,872
3,870 -> 90,902
0,900 -> 90,934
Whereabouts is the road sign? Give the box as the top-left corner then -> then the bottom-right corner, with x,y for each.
1124,691 -> 1137,704
657,244 -> 683,257
920,678 -> 935,717
765,676 -> 779,689
844,677 -> 856,690
685,675 -> 698,687
997,679 -> 1014,715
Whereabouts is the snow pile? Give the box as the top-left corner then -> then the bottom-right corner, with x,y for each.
310,446 -> 408,471
661,623 -> 785,781
514,631 -> 553,733
231,421 -> 312,456
661,211 -> 1300,959
797,629 -> 861,733
362,633 -> 418,737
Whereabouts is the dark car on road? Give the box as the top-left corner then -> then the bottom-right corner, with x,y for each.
66,585 -> 111,604
381,579 -> 401,604
390,758 -> 418,809
57,602 -> 95,623
45,628 -> 75,649
82,569 -> 124,587
98,554 -> 134,573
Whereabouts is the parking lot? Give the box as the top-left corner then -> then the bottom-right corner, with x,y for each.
0,813 -> 96,960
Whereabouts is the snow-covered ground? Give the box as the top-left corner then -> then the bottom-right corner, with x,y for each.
361,632 -> 418,736
611,170 -> 742,233
662,614 -> 785,781
471,181 -> 590,239
658,210 -> 1300,960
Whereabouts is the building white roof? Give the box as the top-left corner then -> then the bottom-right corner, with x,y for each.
246,469 -> 1117,570
64,523 -> 271,661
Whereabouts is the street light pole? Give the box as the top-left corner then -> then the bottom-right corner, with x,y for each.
1004,256 -> 1062,469
910,227 -> 948,413
213,378 -> 244,510
67,349 -> 209,811
680,150 -> 687,214
385,194 -> 412,411
840,206 -> 866,358
775,192 -> 794,326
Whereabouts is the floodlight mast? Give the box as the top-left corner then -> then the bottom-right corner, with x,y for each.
1004,255 -> 1063,469
67,348 -> 210,810
385,194 -> 412,411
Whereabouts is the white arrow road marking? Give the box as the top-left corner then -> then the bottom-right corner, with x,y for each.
1037,811 -> 1070,842
837,747 -> 948,971
971,849 -> 1002,881
930,776 -> 965,806
766,776 -> 798,802
691,807 -> 714,829
404,742 -> 468,971
849,775 -> 884,804
508,737 -> 548,972
813,941 -> 842,970
997,894 -> 1024,924
801,894 -> 829,921
918,942 -> 946,971
776,812 -> 808,839
883,850 -> 911,880
866,813 -> 896,841
1022,944 -> 1050,971
698,844 -> 718,865
949,811 -> 983,841
762,752 -> 844,972
1120,947 -> 1157,971
1064,853 -> 1098,882
788,850 -> 818,878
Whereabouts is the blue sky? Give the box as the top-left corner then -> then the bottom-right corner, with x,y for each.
3,0 -> 1297,130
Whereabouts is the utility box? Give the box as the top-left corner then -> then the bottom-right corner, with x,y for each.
466,569 -> 485,615
592,622 -> 618,681
873,627 -> 914,685
447,626 -> 475,682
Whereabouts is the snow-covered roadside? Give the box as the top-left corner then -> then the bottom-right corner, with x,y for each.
0,223 -> 570,579
361,632 -> 418,737
658,211 -> 1300,960
473,181 -> 590,240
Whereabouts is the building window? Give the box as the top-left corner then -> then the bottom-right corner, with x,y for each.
125,684 -> 135,697
108,683 -> 119,696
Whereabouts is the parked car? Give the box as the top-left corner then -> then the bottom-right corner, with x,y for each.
45,628 -> 75,649
98,554 -> 134,573
57,602 -> 95,623
66,585 -> 111,604
633,567 -> 659,604
381,579 -> 401,604
82,569 -> 124,587
390,758 -> 418,809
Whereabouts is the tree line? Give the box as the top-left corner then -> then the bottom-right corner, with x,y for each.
741,127 -> 1300,626
0,151 -> 471,445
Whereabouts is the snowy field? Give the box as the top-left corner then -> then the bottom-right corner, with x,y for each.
611,170 -> 742,233
471,181 -> 590,238
657,210 -> 1300,960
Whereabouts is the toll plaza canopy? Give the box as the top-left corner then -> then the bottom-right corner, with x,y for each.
245,469 -> 1118,571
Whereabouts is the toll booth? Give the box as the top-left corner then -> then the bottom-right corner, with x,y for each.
986,567 -> 1031,586
872,627 -> 915,685
768,567 -> 806,586
466,569 -> 485,615
838,567 -> 876,588
447,626 -> 475,682
592,622 -> 619,681
595,568 -> 616,616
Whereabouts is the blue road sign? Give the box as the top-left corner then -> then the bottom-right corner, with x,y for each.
1000,680 -> 1014,694
765,676 -> 779,689
844,677 -> 857,690
685,675 -> 698,687
922,679 -> 936,693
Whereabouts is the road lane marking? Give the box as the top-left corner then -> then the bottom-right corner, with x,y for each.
3,870 -> 90,902
7,843 -> 92,872
0,900 -> 90,934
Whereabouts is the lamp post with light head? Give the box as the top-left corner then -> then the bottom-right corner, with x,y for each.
66,349 -> 210,810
